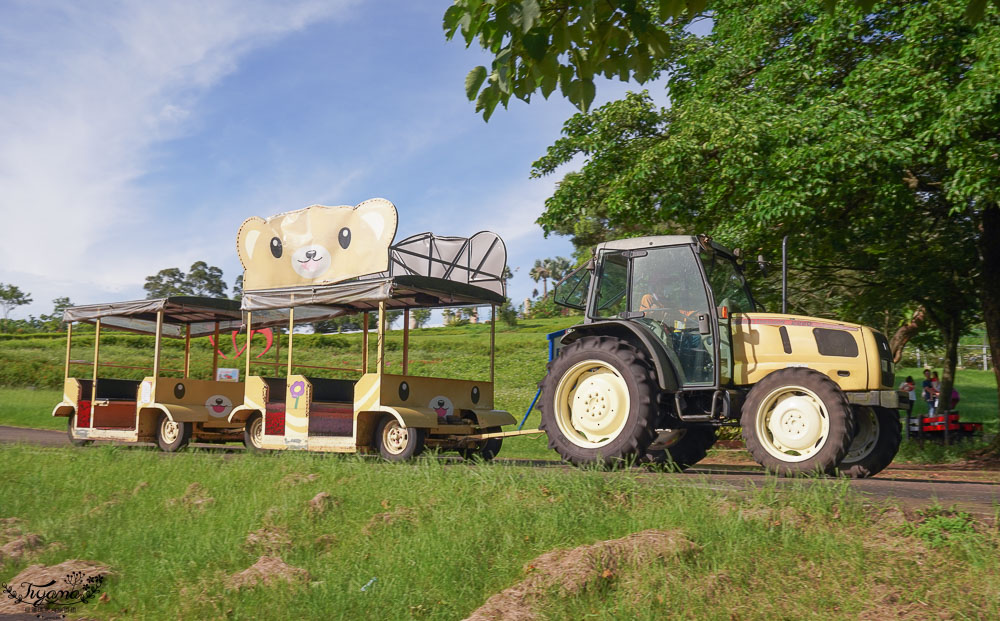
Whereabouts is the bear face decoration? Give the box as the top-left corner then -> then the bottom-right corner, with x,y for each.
237,198 -> 398,291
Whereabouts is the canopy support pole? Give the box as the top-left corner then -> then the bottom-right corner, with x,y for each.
489,305 -> 496,384
242,316 -> 250,380
402,308 -> 409,376
287,308 -> 295,377
377,302 -> 386,375
184,325 -> 191,378
362,312 -> 369,373
213,321 -> 221,380
90,319 -> 101,428
64,322 -> 72,379
152,310 -> 163,379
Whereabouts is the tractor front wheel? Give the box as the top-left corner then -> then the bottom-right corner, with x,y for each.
838,406 -> 901,478
741,368 -> 854,476
539,336 -> 658,466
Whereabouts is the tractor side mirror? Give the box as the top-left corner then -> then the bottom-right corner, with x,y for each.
698,313 -> 711,335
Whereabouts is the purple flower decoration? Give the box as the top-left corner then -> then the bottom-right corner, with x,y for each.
290,381 -> 306,398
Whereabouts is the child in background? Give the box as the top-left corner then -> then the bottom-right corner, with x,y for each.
899,376 -> 916,415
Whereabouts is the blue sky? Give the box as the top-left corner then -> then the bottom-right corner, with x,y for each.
0,1 -> 668,321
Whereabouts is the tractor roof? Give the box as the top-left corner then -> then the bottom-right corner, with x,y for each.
595,235 -> 734,256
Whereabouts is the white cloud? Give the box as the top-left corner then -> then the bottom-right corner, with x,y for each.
0,0 -> 357,316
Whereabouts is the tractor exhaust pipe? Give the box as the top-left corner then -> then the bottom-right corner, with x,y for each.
782,235 -> 788,314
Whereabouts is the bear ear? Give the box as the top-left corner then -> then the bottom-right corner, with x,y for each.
356,198 -> 398,245
237,217 -> 267,269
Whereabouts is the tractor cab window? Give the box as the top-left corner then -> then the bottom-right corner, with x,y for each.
593,252 -> 628,317
553,264 -> 591,310
699,252 -> 755,314
630,246 -> 714,385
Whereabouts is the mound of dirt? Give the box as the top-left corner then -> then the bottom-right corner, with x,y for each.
0,517 -> 45,563
166,483 -> 215,511
0,560 -> 111,615
465,529 -> 698,621
362,506 -> 416,535
308,492 -> 334,514
244,526 -> 292,555
226,556 -> 309,590
281,473 -> 319,485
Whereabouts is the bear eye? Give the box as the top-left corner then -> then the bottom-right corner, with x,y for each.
270,237 -> 282,258
471,386 -> 480,404
174,383 -> 185,399
398,381 -> 409,401
338,227 -> 351,249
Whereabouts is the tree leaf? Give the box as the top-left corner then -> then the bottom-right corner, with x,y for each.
465,66 -> 488,100
521,0 -> 541,33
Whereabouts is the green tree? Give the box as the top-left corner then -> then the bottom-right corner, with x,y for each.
313,315 -> 363,334
143,262 -> 228,299
39,296 -> 72,332
412,308 -> 432,328
444,0 -> 1000,119
528,1 -> 996,421
529,259 -> 552,296
0,283 -> 32,332
233,274 -> 244,301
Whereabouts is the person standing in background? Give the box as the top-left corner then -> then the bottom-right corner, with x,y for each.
922,369 -> 938,414
899,376 -> 916,415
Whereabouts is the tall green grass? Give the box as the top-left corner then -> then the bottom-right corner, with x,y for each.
1,445 -> 998,620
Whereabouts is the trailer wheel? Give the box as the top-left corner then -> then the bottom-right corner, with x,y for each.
741,368 -> 854,476
67,414 -> 93,447
539,336 -> 657,466
460,427 -> 502,462
375,414 -> 425,462
243,412 -> 265,452
156,412 -> 192,452
838,406 -> 901,478
644,427 -> 717,471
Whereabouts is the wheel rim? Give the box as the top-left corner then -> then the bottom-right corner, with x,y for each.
553,359 -> 631,448
843,407 -> 879,463
160,418 -> 179,444
381,419 -> 409,456
250,417 -> 264,448
755,385 -> 830,463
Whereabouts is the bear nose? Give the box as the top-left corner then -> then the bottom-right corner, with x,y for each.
437,400 -> 445,407
305,250 -> 316,259
215,398 -> 222,404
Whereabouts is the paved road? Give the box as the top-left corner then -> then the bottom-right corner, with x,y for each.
4,425 -> 999,517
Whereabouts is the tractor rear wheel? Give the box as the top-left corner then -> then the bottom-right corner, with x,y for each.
838,406 -> 901,478
741,368 -> 854,476
539,336 -> 658,466
644,427 -> 718,470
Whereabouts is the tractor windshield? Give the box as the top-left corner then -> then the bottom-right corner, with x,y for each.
698,252 -> 755,314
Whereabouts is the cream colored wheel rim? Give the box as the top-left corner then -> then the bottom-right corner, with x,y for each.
755,385 -> 830,463
382,419 -> 409,455
554,360 -> 631,448
250,417 -> 264,448
160,418 -> 179,444
844,407 -> 879,462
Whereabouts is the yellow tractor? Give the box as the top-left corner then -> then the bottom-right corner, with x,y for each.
541,235 -> 904,477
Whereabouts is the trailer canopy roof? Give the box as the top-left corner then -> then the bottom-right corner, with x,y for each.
242,274 -> 505,325
63,296 -> 246,338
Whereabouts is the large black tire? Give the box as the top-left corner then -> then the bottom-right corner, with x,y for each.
460,427 -> 502,462
741,368 -> 854,476
644,427 -> 718,471
538,336 -> 658,466
243,412 -> 265,453
156,412 -> 192,452
375,414 -> 425,462
67,414 -> 93,447
838,406 -> 901,478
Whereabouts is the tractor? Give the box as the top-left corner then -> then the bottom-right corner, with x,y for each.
539,235 -> 904,477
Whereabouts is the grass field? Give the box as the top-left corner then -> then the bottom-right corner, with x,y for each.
1,444 -> 999,620
1,324 -> 997,463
